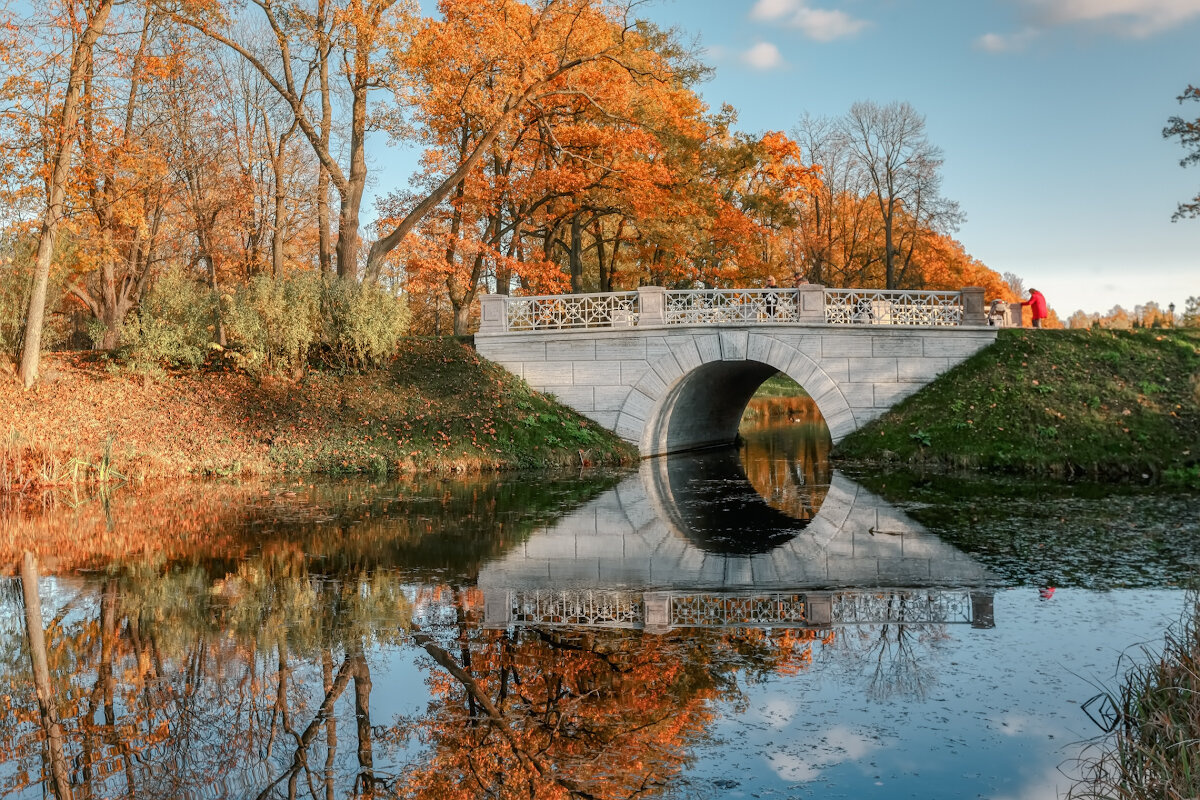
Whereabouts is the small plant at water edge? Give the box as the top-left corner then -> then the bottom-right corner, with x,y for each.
1067,592 -> 1200,800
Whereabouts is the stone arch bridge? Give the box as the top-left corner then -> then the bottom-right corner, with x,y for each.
476,284 -> 1001,457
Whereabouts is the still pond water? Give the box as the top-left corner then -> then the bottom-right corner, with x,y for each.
2,399 -> 1199,799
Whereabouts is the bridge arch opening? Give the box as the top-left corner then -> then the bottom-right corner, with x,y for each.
642,359 -> 781,455
633,347 -> 849,457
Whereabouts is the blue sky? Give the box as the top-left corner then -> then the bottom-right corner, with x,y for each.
375,0 -> 1200,318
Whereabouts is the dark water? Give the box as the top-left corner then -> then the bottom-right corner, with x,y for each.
1,399 -> 1198,799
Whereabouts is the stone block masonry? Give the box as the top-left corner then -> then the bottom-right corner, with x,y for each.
476,322 -> 997,457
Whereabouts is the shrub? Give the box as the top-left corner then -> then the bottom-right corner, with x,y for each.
0,263 -> 28,356
1,241 -> 74,357
223,273 -> 321,375
116,271 -> 216,373
319,278 -> 409,370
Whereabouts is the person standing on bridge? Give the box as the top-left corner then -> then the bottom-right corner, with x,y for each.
1022,288 -> 1048,328
765,275 -> 779,317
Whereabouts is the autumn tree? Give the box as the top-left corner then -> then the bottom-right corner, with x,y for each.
68,3 -> 181,350
1163,83 -> 1200,220
379,1 -> 713,333
841,100 -> 961,290
1183,296 -> 1200,327
173,0 -> 416,281
791,113 -> 881,286
15,0 -> 115,385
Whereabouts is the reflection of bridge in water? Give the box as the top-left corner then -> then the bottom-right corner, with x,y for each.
480,451 -> 999,632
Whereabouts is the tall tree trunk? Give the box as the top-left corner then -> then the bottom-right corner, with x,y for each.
316,0 -> 333,274
569,214 -> 584,292
322,649 -> 338,800
19,0 -> 115,386
593,218 -> 611,293
352,648 -> 374,791
21,552 -> 74,800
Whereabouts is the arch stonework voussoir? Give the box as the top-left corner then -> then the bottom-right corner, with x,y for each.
616,331 -> 853,457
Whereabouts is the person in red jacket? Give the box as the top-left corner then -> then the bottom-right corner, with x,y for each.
1022,288 -> 1048,328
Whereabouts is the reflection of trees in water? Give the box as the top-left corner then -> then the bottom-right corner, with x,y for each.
0,564 -> 836,799
1,553 -> 415,798
0,470 -> 623,580
400,618 -> 831,800
814,593 -> 951,702
738,397 -> 831,522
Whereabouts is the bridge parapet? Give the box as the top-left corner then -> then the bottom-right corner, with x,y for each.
480,285 -> 987,333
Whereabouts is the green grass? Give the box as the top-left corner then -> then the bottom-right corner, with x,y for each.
249,337 -> 637,475
835,328 -> 1200,479
751,373 -> 811,398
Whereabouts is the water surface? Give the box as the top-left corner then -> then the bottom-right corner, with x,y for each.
1,399 -> 1197,799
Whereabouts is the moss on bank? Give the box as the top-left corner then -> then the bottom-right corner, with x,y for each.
1,337 -> 635,489
834,328 -> 1200,481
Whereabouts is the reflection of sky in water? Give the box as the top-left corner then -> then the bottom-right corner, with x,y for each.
672,589 -> 1188,800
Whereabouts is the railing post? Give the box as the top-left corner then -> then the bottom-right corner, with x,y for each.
478,293 -> 508,333
797,284 -> 825,323
960,286 -> 985,326
1008,302 -> 1023,328
637,285 -> 667,327
806,592 -> 833,627
643,591 -> 671,633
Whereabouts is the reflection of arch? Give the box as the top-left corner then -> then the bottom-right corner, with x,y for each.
641,447 -> 808,555
477,460 -> 998,596
614,332 -> 855,457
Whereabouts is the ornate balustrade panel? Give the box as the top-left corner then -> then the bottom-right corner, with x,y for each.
831,590 -> 973,625
824,289 -> 964,326
670,593 -> 808,627
665,288 -> 801,324
494,589 -> 984,629
505,291 -> 639,331
510,590 -> 644,627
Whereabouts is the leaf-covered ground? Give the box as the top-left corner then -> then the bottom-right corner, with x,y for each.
1,337 -> 635,488
835,328 -> 1200,480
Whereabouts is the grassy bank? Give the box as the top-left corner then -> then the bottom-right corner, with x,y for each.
1,337 -> 635,490
834,328 -> 1200,481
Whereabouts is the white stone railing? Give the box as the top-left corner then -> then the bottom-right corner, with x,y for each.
823,288 -> 964,326
501,290 -> 639,331
665,288 -> 806,323
478,285 -> 987,333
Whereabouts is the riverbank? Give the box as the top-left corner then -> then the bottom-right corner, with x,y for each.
1,337 -> 636,491
833,328 -> 1200,482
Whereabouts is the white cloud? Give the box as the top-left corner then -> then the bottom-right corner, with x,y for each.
791,7 -> 871,40
750,0 -> 801,21
975,28 -> 1041,52
766,725 -> 882,783
1012,0 -> 1200,37
742,41 -> 785,70
748,0 -> 871,41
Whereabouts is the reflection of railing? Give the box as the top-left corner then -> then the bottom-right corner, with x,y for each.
823,289 -> 964,326
509,589 -> 643,627
832,591 -> 973,625
485,588 -> 992,630
671,593 -> 807,626
505,291 -> 639,331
